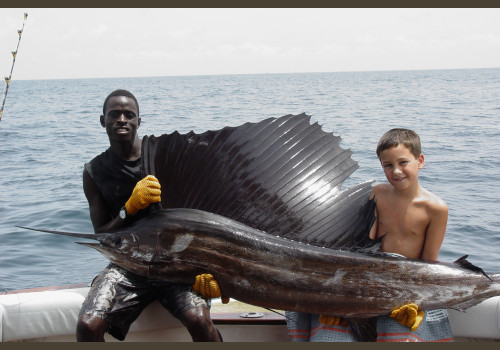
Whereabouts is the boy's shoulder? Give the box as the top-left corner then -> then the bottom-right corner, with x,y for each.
370,183 -> 392,198
372,183 -> 392,191
370,184 -> 447,210
419,187 -> 448,212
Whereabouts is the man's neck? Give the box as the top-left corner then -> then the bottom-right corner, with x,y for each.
109,137 -> 142,161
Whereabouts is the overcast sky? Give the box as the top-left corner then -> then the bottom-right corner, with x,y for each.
1,8 -> 499,80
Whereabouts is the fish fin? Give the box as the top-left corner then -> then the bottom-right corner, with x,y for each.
454,255 -> 493,281
330,197 -> 378,250
347,237 -> 385,256
142,113 -> 375,249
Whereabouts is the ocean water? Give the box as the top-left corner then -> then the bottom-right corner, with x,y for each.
1,69 -> 499,292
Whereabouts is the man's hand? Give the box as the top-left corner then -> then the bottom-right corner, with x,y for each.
125,175 -> 161,215
193,273 -> 230,304
390,303 -> 424,331
319,314 -> 348,326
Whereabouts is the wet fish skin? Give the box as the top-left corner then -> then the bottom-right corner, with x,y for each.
21,208 -> 500,318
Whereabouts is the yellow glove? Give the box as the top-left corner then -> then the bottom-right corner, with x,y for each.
125,175 -> 161,215
390,303 -> 425,331
319,314 -> 348,326
193,273 -> 230,304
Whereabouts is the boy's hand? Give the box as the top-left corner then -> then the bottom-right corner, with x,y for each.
193,273 -> 230,304
319,314 -> 348,326
125,175 -> 161,215
390,303 -> 424,331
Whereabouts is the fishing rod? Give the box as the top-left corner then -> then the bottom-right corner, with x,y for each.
0,12 -> 28,123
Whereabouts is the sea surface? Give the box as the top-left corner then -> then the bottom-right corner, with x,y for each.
1,69 -> 499,292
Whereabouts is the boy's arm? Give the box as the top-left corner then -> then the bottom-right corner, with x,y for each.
368,187 -> 378,239
390,198 -> 447,331
420,200 -> 448,262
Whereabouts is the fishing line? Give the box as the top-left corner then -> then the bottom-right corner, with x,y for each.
263,307 -> 295,322
0,13 -> 28,123
40,79 -> 71,154
0,13 -> 69,156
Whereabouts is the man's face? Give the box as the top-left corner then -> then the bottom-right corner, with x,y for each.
100,96 -> 140,144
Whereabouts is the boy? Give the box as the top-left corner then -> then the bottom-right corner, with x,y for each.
295,128 -> 454,342
287,127 -> 449,342
368,128 -> 454,342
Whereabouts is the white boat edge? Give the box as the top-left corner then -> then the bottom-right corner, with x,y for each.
0,284 -> 499,342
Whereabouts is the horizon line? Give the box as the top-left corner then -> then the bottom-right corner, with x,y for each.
10,66 -> 500,82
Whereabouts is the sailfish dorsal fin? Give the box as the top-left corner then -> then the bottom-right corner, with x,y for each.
141,113 -> 375,249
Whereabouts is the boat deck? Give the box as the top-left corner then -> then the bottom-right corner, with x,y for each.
1,284 -> 499,342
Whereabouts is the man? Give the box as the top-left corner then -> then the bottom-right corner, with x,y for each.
77,89 -> 222,342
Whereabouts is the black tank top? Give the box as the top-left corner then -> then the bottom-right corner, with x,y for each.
84,148 -> 143,219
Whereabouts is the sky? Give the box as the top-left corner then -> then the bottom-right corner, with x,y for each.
1,8 -> 500,81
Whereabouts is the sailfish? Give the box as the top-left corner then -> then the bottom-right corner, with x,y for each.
19,113 -> 500,337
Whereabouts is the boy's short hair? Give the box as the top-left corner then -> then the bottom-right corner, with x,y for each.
376,128 -> 422,159
102,89 -> 139,116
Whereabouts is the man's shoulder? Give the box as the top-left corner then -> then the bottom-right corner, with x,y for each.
87,148 -> 111,164
84,148 -> 112,178
85,148 -> 111,168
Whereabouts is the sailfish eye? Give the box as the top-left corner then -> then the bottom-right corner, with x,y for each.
112,237 -> 122,245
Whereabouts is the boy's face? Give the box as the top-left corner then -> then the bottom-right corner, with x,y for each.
379,144 -> 424,191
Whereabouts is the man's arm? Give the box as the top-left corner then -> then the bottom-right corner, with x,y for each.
83,168 -> 127,233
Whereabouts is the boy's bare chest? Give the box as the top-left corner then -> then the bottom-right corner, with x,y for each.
377,200 -> 430,236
